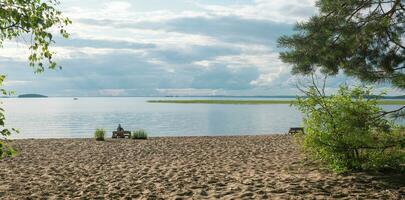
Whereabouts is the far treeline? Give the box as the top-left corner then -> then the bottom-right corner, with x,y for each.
18,94 -> 48,98
163,95 -> 405,99
148,99 -> 405,105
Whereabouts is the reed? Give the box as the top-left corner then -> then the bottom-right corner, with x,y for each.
94,128 -> 105,141
132,129 -> 148,140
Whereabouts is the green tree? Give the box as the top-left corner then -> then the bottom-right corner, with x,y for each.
278,0 -> 404,116
0,0 -> 70,157
295,79 -> 404,172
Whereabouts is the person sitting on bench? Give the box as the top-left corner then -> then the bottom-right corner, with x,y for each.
112,124 -> 131,138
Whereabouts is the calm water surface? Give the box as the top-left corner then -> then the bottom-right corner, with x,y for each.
2,97 -> 402,139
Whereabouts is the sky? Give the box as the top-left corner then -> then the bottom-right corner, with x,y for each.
0,0 -> 402,96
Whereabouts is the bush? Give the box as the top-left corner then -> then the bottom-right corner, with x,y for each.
132,129 -> 148,140
94,128 -> 105,141
296,85 -> 404,173
0,141 -> 16,158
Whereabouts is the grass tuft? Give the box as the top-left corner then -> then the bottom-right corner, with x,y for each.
132,129 -> 148,140
94,128 -> 105,141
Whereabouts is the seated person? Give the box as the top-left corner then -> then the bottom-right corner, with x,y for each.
113,124 -> 131,138
117,124 -> 124,132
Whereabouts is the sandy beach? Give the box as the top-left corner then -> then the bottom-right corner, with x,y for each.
0,135 -> 403,199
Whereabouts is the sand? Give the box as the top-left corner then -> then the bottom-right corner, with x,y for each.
0,135 -> 403,199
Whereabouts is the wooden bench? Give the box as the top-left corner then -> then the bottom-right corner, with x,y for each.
112,131 -> 131,138
288,127 -> 305,135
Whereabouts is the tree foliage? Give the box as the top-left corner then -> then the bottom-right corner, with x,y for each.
0,0 -> 70,157
0,0 -> 71,72
278,0 -> 404,88
295,82 -> 404,172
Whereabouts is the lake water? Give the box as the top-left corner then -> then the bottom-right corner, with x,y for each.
1,97 -> 403,139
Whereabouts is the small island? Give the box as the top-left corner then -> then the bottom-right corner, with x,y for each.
18,94 -> 48,98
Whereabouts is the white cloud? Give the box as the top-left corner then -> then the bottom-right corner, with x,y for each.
156,88 -> 220,96
0,0 -> 326,96
198,0 -> 316,23
3,80 -> 32,86
63,2 -> 207,23
98,89 -> 126,96
57,0 -> 310,92
250,71 -> 284,87
0,41 -> 147,62
194,51 -> 287,72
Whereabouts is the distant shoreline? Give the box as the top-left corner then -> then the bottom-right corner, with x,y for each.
1,95 -> 404,99
18,94 -> 48,98
148,99 -> 405,105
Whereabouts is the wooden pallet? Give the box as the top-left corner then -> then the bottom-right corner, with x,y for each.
112,131 -> 131,138
288,127 -> 305,134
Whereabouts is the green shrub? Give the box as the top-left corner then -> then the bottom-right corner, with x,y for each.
295,85 -> 404,173
0,142 -> 3,157
0,141 -> 16,158
132,129 -> 148,140
94,128 -> 105,141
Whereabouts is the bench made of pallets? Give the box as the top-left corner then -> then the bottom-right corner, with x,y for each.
288,127 -> 305,134
112,131 -> 131,138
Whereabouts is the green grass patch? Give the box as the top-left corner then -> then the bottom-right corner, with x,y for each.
376,100 -> 405,105
94,128 -> 105,141
132,129 -> 148,140
0,141 -> 17,158
148,99 -> 405,105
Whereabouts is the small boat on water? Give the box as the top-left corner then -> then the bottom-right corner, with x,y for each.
73,97 -> 78,100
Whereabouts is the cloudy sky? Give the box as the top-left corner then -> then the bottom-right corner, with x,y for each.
0,0 -> 401,96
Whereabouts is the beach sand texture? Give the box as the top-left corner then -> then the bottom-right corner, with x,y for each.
0,135 -> 403,199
